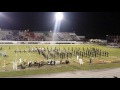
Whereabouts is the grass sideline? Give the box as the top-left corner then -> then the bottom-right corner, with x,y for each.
1,63 -> 120,77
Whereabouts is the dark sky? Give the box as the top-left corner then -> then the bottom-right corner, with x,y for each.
0,12 -> 120,39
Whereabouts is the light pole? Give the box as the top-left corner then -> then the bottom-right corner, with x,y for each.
106,35 -> 108,44
117,35 -> 118,44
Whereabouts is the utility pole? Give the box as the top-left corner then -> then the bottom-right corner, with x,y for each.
106,35 -> 108,44
117,35 -> 118,44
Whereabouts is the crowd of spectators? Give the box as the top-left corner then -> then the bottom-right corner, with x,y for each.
0,30 -> 81,41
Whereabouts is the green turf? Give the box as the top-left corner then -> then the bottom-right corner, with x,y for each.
0,44 -> 120,77
1,63 -> 120,77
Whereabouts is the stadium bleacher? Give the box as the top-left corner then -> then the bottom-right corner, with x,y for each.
0,29 -> 84,41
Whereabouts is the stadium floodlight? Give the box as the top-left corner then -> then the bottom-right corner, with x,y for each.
55,12 -> 63,21
52,12 -> 63,41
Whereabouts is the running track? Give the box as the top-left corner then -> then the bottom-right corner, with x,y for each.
9,68 -> 120,78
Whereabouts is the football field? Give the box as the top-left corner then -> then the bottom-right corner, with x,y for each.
0,44 -> 120,77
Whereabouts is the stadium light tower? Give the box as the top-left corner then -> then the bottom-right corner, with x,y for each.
55,12 -> 63,21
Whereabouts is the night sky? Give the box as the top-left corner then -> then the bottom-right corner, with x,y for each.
0,12 -> 120,39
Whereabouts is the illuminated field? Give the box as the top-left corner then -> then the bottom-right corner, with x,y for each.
0,44 -> 120,77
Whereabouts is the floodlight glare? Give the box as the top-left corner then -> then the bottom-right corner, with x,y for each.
0,12 -> 2,16
55,12 -> 63,21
